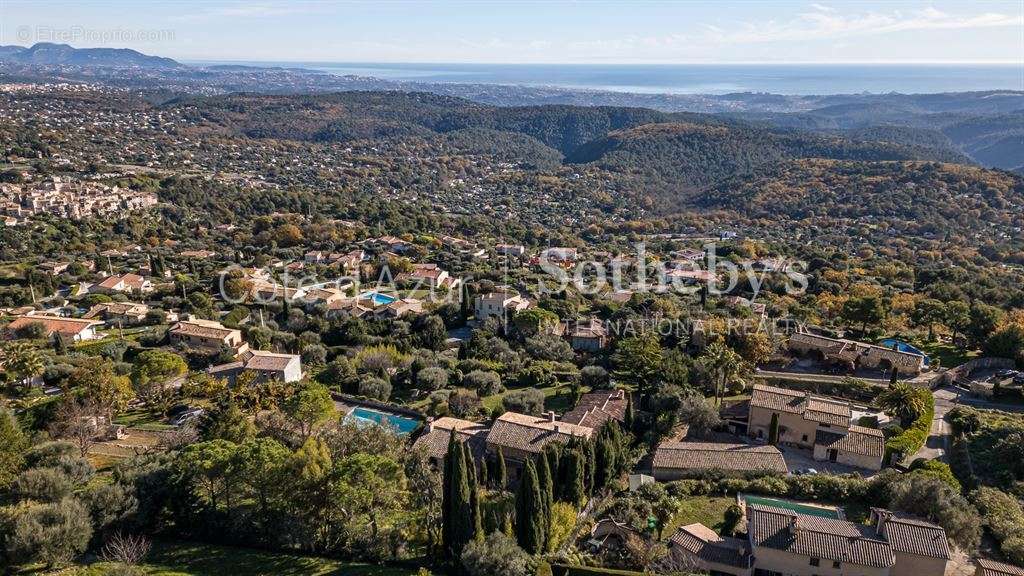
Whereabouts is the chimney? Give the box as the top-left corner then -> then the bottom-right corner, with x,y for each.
547,411 -> 557,423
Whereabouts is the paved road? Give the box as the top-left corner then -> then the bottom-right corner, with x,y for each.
910,386 -> 958,463
755,370 -> 891,387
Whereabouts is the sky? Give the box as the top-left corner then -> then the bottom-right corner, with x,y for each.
0,0 -> 1022,64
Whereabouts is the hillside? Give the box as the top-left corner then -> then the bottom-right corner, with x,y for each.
693,159 -> 1024,236
0,42 -> 181,68
564,121 -> 966,196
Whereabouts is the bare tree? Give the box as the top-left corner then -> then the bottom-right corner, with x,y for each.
102,532 -> 152,568
49,397 -> 104,457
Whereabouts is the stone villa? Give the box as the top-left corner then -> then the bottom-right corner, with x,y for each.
741,383 -> 885,471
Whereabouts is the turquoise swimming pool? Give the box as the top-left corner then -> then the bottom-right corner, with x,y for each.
743,494 -> 841,519
345,406 -> 420,435
879,338 -> 930,366
359,291 -> 398,305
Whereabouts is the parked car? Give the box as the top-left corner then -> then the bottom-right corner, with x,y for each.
171,409 -> 204,426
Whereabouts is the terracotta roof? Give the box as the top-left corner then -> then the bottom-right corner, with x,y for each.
804,397 -> 852,426
748,504 -> 894,568
7,315 -> 101,337
170,320 -> 238,341
874,509 -> 951,560
669,523 -> 751,568
750,384 -> 807,414
244,350 -> 298,372
977,559 -> 1024,576
816,426 -> 885,458
653,442 -> 788,474
560,390 -> 627,429
413,417 -> 489,461
486,412 -> 594,456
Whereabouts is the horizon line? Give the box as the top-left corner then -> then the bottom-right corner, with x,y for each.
180,57 -> 1023,67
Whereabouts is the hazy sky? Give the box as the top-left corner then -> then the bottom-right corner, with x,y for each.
1,0 -> 1022,64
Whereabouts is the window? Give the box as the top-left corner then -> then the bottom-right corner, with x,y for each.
833,561 -> 841,568
802,434 -> 808,442
809,558 -> 820,567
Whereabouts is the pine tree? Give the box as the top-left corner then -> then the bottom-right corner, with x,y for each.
496,450 -> 507,490
768,413 -> 780,445
564,449 -> 586,506
515,459 -> 545,554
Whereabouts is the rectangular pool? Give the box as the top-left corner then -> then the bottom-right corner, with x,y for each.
345,406 -> 421,435
359,291 -> 398,305
742,494 -> 841,519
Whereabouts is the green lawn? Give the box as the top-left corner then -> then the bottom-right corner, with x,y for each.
69,541 -> 424,576
660,496 -> 735,539
113,408 -> 174,431
913,341 -> 978,368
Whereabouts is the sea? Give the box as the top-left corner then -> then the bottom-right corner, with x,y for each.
197,61 -> 1024,95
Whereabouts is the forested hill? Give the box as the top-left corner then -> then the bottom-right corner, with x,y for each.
692,159 -> 1024,237
563,121 -> 968,193
157,90 -> 1024,238
176,90 -> 960,165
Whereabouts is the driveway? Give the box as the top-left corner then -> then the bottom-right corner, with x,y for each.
777,445 -> 878,477
909,385 -> 958,464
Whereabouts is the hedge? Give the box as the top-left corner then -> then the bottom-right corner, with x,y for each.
551,565 -> 648,576
884,388 -> 934,464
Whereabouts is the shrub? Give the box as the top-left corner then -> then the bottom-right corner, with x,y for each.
884,388 -> 934,463
580,366 -> 611,389
909,460 -> 961,491
461,532 -> 534,576
502,388 -> 546,416
416,366 -> 449,391
972,487 -> 1024,564
947,406 -> 982,436
449,388 -> 482,418
357,377 -> 392,401
464,370 -> 504,396
6,498 -> 93,568
12,468 -> 72,503
722,504 -> 744,536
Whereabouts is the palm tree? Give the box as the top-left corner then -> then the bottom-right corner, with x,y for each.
876,382 -> 926,427
698,341 -> 748,405
2,341 -> 45,393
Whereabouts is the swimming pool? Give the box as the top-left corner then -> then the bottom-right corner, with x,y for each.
345,406 -> 421,435
742,494 -> 842,519
359,291 -> 398,305
879,339 -> 930,366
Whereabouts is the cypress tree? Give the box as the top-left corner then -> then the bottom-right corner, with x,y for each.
496,450 -> 507,490
464,442 -> 483,542
624,393 -> 635,434
564,448 -> 586,506
584,439 -> 596,496
479,452 -> 490,488
543,444 -> 560,487
595,435 -> 615,491
515,459 -> 545,554
443,433 -> 474,561
536,454 -> 554,540
441,433 -> 456,558
768,413 -> 780,445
